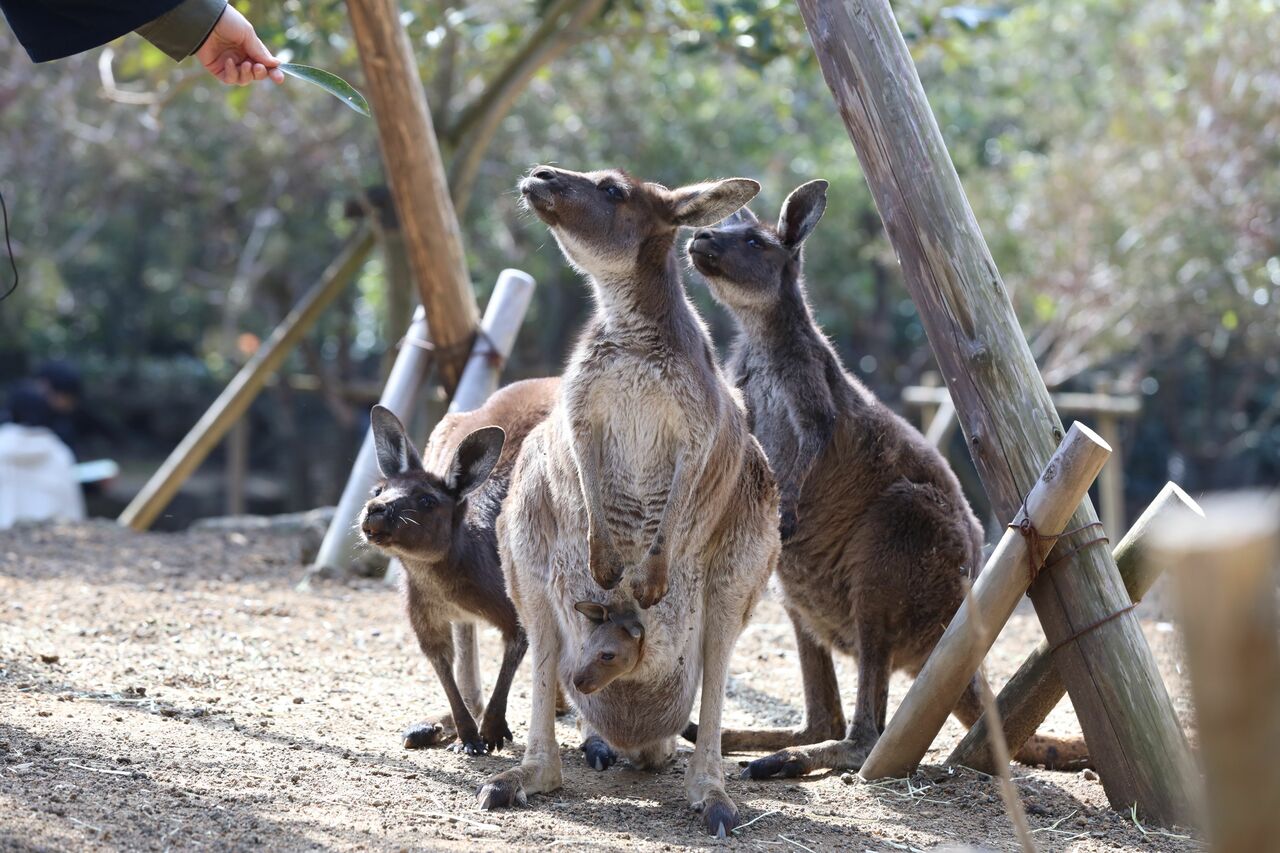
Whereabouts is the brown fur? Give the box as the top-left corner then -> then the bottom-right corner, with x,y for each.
358,378 -> 558,755
686,181 -> 1085,776
476,166 -> 781,836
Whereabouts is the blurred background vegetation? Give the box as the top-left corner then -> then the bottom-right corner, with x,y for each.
1,0 -> 1276,526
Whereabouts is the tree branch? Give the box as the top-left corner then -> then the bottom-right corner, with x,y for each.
445,0 -> 607,216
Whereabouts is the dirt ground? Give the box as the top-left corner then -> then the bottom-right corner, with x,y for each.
1,522 -> 1202,852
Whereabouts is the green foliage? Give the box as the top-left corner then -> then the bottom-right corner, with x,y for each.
278,63 -> 370,116
1,0 -> 1276,491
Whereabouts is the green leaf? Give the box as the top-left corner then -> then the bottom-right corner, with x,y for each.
278,63 -> 370,117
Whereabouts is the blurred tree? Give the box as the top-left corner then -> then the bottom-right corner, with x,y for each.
0,0 -> 1274,514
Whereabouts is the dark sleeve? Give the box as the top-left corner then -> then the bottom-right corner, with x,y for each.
0,0 -> 224,63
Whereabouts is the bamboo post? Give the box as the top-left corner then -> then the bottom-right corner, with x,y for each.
303,306 -> 435,582
304,270 -> 536,582
118,229 -> 375,531
859,422 -> 1111,781
797,0 -> 1195,823
1154,493 -> 1280,852
948,482 -> 1203,773
346,0 -> 479,390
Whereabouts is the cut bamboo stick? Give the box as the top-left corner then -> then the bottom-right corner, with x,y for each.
1154,492 -> 1280,852
859,422 -> 1111,781
948,482 -> 1203,773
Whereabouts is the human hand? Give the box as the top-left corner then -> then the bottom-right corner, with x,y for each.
195,5 -> 284,86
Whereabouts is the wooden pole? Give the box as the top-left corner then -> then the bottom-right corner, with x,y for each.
796,0 -> 1196,823
118,229 -> 375,531
1154,493 -> 1280,851
859,422 -> 1110,781
948,482 -> 1203,773
347,0 -> 479,390
1095,380 -> 1125,539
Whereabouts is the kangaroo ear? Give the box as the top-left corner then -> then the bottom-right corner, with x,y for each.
574,601 -> 609,624
615,613 -> 645,641
446,426 -> 506,500
371,405 -> 423,477
668,178 -> 761,228
721,206 -> 758,226
778,179 -> 828,248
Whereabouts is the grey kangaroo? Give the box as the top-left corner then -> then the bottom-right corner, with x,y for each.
359,377 -> 558,755
686,180 -> 1085,776
476,166 -> 781,836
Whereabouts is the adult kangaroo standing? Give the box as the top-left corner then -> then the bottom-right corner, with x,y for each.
686,180 -> 1085,777
477,166 -> 781,836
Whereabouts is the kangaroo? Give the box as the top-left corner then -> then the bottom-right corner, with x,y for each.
685,180 -> 1085,776
359,377 -> 558,755
475,166 -> 781,836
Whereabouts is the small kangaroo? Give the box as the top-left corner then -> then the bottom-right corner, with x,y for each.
476,166 -> 781,836
359,377 -> 558,755
570,601 -> 645,695
686,181 -> 1084,776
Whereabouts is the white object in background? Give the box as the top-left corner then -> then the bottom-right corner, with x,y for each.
0,424 -> 86,529
74,459 -> 120,484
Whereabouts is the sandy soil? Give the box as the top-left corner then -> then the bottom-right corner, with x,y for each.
1,522 -> 1202,852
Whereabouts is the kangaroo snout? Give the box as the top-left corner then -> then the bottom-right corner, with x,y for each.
519,166 -> 562,212
360,501 -> 393,540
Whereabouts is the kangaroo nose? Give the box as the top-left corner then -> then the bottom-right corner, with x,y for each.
531,167 -> 557,181
363,502 -> 390,534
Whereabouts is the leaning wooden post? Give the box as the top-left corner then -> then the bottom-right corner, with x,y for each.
346,0 -> 479,390
118,229 -> 375,531
796,0 -> 1197,823
1154,493 -> 1280,851
860,422 -> 1110,781
948,482 -> 1202,773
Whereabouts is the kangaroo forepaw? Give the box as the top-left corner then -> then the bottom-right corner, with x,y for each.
402,720 -> 450,750
588,536 -> 625,590
740,748 -> 813,780
631,557 -> 668,609
479,715 -> 514,753
581,735 -> 618,771
694,791 -> 740,837
476,771 -> 528,811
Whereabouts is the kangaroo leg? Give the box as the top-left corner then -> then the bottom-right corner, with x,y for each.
579,720 -> 618,771
417,622 -> 487,756
698,608 -> 845,753
403,582 -> 481,752
686,568 -> 758,837
478,629 -> 528,752
453,622 -> 483,717
952,675 -> 1091,771
477,591 -> 563,810
741,625 -> 890,779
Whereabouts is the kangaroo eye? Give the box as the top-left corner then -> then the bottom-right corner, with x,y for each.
417,494 -> 437,509
600,652 -> 616,662
602,184 -> 625,201
371,485 -> 383,497
746,237 -> 763,249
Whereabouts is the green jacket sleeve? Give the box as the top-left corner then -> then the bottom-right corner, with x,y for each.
134,0 -> 228,61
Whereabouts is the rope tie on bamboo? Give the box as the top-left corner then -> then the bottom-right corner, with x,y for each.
400,329 -> 504,368
1007,512 -> 1134,654
1007,516 -> 1108,586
